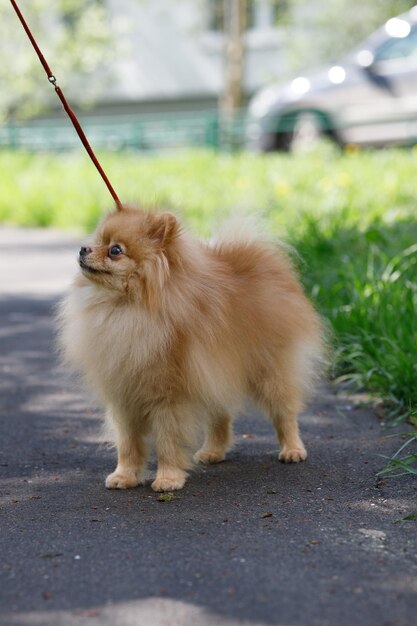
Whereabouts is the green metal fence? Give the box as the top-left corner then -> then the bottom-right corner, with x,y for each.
0,109 -> 247,152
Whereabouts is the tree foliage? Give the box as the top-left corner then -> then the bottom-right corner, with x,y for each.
278,0 -> 417,72
1,0 -> 117,122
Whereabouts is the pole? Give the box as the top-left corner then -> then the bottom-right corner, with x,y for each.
221,0 -> 246,115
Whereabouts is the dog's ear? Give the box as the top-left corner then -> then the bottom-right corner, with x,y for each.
148,212 -> 179,248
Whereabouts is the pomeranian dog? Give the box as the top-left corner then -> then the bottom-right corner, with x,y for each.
58,207 -> 324,492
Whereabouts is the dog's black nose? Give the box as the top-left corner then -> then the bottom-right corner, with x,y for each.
79,246 -> 92,257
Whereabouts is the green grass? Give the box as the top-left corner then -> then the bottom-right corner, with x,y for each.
379,432 -> 417,479
2,145 -> 417,457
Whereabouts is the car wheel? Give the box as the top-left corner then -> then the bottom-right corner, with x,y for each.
272,111 -> 339,152
290,112 -> 323,152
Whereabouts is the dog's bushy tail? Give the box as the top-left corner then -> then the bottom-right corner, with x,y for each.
209,213 -> 275,247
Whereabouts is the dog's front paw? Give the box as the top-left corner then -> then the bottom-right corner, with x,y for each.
194,449 -> 226,464
151,472 -> 186,492
279,447 -> 307,463
105,470 -> 142,489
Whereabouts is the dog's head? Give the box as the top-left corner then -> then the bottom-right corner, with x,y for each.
78,208 -> 181,307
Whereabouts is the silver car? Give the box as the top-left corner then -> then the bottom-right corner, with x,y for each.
247,6 -> 417,151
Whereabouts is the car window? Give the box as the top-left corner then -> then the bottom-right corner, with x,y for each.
375,27 -> 417,62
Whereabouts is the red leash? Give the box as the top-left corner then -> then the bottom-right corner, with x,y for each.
9,0 -> 124,211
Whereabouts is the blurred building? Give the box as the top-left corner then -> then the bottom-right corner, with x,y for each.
93,0 -> 288,115
2,0 -> 289,151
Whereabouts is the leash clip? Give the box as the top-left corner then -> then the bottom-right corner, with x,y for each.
48,75 -> 57,86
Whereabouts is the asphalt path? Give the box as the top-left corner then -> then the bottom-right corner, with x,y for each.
1,227 -> 416,626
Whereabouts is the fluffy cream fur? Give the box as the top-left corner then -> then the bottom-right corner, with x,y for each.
57,207 -> 325,492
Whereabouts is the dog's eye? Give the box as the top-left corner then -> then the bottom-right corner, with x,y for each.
109,244 -> 123,257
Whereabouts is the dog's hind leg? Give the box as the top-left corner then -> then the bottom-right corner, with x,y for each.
194,411 -> 233,465
254,364 -> 307,463
273,398 -> 307,464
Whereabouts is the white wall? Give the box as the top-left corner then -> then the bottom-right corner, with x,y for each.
103,0 -> 287,105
